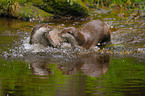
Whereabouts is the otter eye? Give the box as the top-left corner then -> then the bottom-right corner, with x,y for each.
61,31 -> 65,34
47,26 -> 52,28
68,31 -> 71,34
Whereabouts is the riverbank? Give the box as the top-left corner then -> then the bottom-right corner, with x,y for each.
0,0 -> 144,21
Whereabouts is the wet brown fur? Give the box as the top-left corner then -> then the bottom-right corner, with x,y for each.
60,20 -> 111,49
29,24 -> 56,47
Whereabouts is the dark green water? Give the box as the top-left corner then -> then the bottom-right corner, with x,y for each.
0,17 -> 145,96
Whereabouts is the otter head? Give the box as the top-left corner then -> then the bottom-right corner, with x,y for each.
60,27 -> 77,37
33,24 -> 53,35
29,24 -> 53,45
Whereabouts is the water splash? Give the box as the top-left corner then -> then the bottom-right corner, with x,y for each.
1,35 -> 84,60
2,28 -> 144,60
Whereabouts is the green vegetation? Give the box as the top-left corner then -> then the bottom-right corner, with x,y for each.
83,0 -> 145,9
32,0 -> 89,17
0,0 -> 90,21
0,0 -> 53,20
0,0 -> 144,21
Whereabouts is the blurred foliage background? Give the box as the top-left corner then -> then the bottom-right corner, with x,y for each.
0,0 -> 144,21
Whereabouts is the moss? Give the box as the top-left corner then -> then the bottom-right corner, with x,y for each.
0,0 -> 53,21
0,1 -> 9,16
1,2 -> 53,21
0,0 -> 90,20
13,2 -> 53,21
33,0 -> 90,17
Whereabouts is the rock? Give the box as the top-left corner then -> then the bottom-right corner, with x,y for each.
92,8 -> 111,14
33,0 -> 90,17
12,2 -> 53,21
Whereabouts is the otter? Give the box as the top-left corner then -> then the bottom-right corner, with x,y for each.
29,24 -> 77,49
48,29 -> 78,49
59,33 -> 79,48
29,24 -> 56,47
60,20 -> 111,49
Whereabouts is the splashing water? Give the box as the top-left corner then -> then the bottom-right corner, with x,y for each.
2,33 -> 90,60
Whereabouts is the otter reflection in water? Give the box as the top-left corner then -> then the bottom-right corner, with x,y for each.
60,20 -> 111,49
29,57 -> 52,76
59,53 -> 110,77
29,53 -> 110,77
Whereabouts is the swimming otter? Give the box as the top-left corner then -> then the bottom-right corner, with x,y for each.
48,29 -> 78,49
60,20 -> 111,49
29,24 -> 56,47
29,24 -> 76,49
59,32 -> 79,48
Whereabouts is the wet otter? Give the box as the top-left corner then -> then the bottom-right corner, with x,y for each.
60,20 -> 111,49
29,24 -> 76,49
48,29 -> 78,49
29,24 -> 56,47
59,33 -> 79,48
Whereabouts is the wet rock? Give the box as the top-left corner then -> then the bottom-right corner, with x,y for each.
92,8 -> 111,14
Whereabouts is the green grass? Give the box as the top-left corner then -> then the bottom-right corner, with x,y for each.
82,0 -> 145,9
0,0 -> 144,10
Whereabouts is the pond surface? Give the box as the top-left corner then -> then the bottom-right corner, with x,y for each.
0,15 -> 145,96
